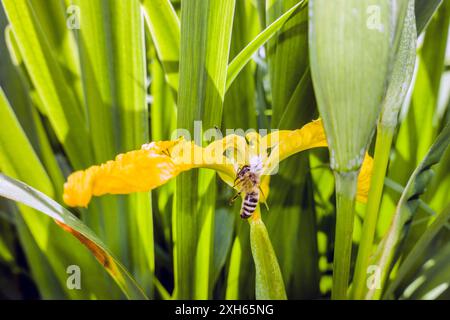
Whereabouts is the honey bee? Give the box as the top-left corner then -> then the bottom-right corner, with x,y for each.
230,164 -> 267,219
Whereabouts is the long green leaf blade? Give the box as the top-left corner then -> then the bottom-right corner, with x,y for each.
383,204 -> 450,299
415,0 -> 444,34
226,0 -> 306,91
352,0 -> 417,299
141,0 -> 180,92
176,0 -> 235,299
2,0 -> 92,169
0,174 -> 148,300
0,89 -> 116,299
75,0 -> 154,296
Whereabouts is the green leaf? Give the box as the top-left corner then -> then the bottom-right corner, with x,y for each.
265,73 -> 320,300
141,0 -> 180,92
150,58 -> 176,247
0,207 -> 16,265
266,174 -> 321,299
0,88 -> 53,196
225,218 -> 255,300
415,0 -> 444,34
213,209 -> 235,284
226,0 -> 306,91
384,178 -> 436,228
390,1 -> 450,185
0,89 -> 121,299
264,2 -> 320,299
222,1 -> 267,300
2,0 -> 92,169
425,143 -> 450,212
352,0 -> 417,299
266,0 -> 309,126
368,120 -> 450,299
379,0 -> 417,129
175,0 -> 236,299
383,204 -> 450,299
0,16 -> 40,149
0,174 -> 148,300
385,2 -> 450,259
223,0 -> 258,130
74,0 -> 122,264
266,69 -> 320,299
150,59 -> 177,142
0,76 -> 66,299
109,1 -> 153,297
13,209 -> 67,299
30,0 -> 84,110
74,0 -> 118,164
74,0 -> 154,296
3,25 -> 65,198
405,242 -> 450,299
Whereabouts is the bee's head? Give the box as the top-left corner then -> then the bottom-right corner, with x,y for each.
236,165 -> 250,178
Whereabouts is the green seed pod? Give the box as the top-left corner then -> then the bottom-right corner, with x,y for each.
309,0 -> 404,172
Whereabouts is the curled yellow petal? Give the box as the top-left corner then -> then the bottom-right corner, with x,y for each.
63,141 -> 184,207
261,119 -> 327,175
261,119 -> 372,203
64,139 -> 239,207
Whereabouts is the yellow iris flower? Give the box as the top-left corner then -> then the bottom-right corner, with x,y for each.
63,119 -> 373,208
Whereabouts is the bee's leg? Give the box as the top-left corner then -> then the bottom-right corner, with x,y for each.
259,186 -> 269,211
162,149 -> 171,157
232,178 -> 243,189
228,192 -> 241,205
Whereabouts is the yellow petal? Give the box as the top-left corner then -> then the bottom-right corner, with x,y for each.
356,153 -> 373,203
64,139 -> 239,207
261,119 -> 327,175
196,135 -> 244,178
261,119 -> 372,203
64,141 -> 184,207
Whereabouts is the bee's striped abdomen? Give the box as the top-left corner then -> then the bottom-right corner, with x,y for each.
240,191 -> 259,219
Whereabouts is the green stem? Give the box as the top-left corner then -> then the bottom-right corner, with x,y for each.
332,171 -> 358,300
249,207 -> 287,300
351,126 -> 394,299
